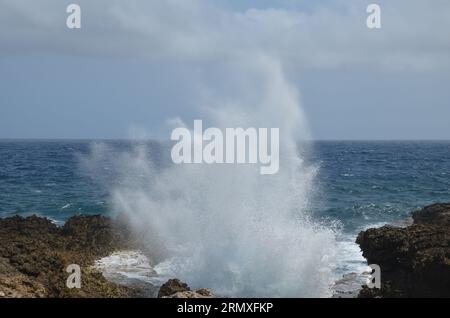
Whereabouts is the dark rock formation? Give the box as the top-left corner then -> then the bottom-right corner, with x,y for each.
357,203 -> 450,298
0,214 -> 139,298
412,203 -> 450,225
158,279 -> 191,298
158,279 -> 215,298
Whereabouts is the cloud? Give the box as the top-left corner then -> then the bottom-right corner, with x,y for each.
0,0 -> 449,72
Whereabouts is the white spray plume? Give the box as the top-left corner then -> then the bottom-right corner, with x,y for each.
82,54 -> 338,297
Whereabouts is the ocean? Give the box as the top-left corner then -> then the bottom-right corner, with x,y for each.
1,140 -> 449,295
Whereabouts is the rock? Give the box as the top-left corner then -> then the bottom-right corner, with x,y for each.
0,214 -> 140,298
195,288 -> 214,297
412,203 -> 450,225
158,279 -> 190,298
356,203 -> 450,297
163,290 -> 215,298
158,279 -> 215,298
19,262 -> 40,277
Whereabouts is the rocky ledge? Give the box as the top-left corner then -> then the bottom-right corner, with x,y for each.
2,204 -> 448,298
0,214 -> 213,298
157,279 -> 215,298
0,214 -> 140,297
357,203 -> 450,298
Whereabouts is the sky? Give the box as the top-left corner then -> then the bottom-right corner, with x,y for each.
0,0 -> 449,140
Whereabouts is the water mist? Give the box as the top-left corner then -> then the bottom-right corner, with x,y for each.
84,55 -> 338,297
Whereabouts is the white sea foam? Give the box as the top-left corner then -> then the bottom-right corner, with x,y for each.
94,250 -> 169,286
334,235 -> 367,276
49,217 -> 65,227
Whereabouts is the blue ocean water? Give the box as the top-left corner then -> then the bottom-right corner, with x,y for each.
0,140 -> 167,222
0,140 -> 449,276
312,141 -> 450,232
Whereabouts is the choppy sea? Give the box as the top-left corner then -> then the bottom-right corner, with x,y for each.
1,140 -> 449,295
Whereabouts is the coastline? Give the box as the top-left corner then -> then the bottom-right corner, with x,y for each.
0,215 -> 140,297
357,203 -> 450,297
0,203 -> 449,298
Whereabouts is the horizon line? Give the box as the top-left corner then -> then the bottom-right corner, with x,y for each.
1,138 -> 450,142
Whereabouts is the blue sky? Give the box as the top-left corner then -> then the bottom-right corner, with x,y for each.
0,0 -> 449,140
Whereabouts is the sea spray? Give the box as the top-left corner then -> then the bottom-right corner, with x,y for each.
81,55 -> 338,297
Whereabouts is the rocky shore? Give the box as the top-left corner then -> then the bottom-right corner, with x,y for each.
0,214 -> 211,298
0,214 -> 139,297
0,203 -> 448,298
157,279 -> 215,298
357,203 -> 450,298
